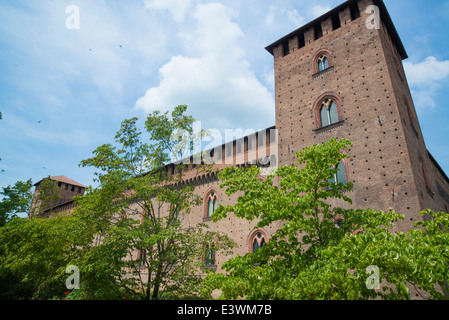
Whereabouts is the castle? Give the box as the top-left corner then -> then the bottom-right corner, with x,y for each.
30,0 -> 449,283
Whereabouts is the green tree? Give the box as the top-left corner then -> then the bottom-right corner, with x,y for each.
0,212 -> 90,299
75,105 -> 234,300
0,179 -> 33,226
0,177 -> 89,300
201,138 -> 449,300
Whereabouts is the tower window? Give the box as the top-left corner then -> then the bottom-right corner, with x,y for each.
313,93 -> 343,130
320,99 -> 339,127
206,191 -> 218,217
318,55 -> 329,72
328,161 -> 347,185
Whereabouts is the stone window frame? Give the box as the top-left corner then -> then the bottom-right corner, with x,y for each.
312,48 -> 333,74
312,92 -> 344,130
326,152 -> 351,190
247,228 -> 269,254
328,161 -> 348,185
331,214 -> 361,235
320,99 -> 339,127
203,188 -> 219,220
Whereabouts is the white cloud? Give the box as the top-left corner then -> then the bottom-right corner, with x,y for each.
265,6 -> 305,26
265,6 -> 276,25
144,0 -> 193,22
308,5 -> 332,19
287,9 -> 306,27
404,56 -> 449,109
404,56 -> 449,86
134,2 -> 274,131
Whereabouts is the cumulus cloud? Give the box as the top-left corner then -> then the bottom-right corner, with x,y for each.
308,5 -> 332,19
266,6 -> 305,26
144,0 -> 194,22
404,56 -> 449,109
135,2 -> 274,132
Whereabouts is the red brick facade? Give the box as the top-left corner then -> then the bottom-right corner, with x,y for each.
30,0 -> 449,291
266,0 -> 449,234
29,176 -> 85,217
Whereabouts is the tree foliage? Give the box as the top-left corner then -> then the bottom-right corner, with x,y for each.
74,105 -> 234,300
0,213 -> 90,299
0,179 -> 33,226
202,138 -> 449,300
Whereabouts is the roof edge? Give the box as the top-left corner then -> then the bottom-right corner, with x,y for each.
265,0 -> 408,60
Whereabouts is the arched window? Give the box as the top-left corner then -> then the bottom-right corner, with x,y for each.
248,229 -> 269,254
205,190 -> 218,218
320,99 -> 339,127
313,49 -> 332,74
205,243 -> 216,266
328,161 -> 347,185
332,214 -> 345,228
253,233 -> 266,253
313,93 -> 343,130
318,55 -> 329,72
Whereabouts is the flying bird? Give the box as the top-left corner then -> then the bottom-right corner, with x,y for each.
119,45 -> 123,48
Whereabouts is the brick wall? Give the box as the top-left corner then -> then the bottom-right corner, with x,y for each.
269,0 -> 443,233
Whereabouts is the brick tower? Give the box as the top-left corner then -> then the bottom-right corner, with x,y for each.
29,175 -> 86,217
265,0 -> 449,232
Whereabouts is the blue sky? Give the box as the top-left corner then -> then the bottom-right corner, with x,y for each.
1,0 -> 449,197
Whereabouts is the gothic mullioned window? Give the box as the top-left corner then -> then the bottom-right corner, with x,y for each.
312,93 -> 343,130
328,161 -> 347,185
248,229 -> 269,254
320,99 -> 339,127
205,190 -> 218,218
252,233 -> 266,253
313,49 -> 332,74
318,55 -> 329,72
